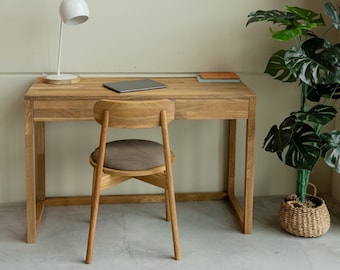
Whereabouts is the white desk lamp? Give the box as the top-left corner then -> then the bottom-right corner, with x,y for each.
45,0 -> 89,84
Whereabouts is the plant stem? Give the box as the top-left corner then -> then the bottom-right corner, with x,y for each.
297,169 -> 311,203
296,82 -> 311,203
322,25 -> 334,38
315,123 -> 322,135
301,82 -> 308,113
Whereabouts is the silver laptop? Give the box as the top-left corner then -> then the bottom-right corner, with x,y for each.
103,79 -> 167,93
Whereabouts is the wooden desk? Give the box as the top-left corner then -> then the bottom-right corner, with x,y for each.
24,77 -> 256,243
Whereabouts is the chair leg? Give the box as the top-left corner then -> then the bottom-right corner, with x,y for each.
167,176 -> 181,260
91,168 -> 97,197
165,189 -> 170,222
85,172 -> 102,264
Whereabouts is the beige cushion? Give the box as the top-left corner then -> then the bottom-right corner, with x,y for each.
91,139 -> 165,171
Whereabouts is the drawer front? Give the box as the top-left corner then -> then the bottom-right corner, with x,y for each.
33,100 -> 96,121
175,99 -> 249,120
33,98 -> 250,121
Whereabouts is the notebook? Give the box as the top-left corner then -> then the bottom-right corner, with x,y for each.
103,79 -> 167,93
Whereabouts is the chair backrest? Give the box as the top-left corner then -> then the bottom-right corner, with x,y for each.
93,99 -> 175,128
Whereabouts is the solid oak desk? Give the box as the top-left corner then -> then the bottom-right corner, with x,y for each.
24,77 -> 256,243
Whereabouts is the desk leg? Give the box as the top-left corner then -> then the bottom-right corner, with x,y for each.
25,100 -> 36,243
243,98 -> 256,234
227,120 -> 236,196
25,100 -> 46,243
227,120 -> 245,228
36,122 -> 46,233
227,101 -> 255,234
36,122 -> 46,202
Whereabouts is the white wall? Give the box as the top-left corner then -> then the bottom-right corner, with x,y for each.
2,0 -> 331,204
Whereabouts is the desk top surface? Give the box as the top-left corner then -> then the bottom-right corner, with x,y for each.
25,77 -> 256,101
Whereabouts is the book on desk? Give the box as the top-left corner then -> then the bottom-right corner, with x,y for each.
196,72 -> 240,83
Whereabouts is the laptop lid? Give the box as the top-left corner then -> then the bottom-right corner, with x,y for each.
103,79 -> 167,93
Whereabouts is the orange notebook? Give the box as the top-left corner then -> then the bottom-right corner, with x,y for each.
199,72 -> 240,80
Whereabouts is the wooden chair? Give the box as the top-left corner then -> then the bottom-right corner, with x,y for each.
85,99 -> 181,264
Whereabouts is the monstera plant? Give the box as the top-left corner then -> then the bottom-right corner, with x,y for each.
247,2 -> 340,204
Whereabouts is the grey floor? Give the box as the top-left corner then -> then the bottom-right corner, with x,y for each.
1,196 -> 340,270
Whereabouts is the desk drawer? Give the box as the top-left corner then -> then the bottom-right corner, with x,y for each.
175,99 -> 249,120
33,100 -> 96,121
32,98 -> 250,121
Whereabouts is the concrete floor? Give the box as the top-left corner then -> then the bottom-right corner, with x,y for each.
0,196 -> 340,270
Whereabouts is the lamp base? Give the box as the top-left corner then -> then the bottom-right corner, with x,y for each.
44,74 -> 80,85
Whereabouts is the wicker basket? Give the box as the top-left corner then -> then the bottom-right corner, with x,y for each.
279,184 -> 330,237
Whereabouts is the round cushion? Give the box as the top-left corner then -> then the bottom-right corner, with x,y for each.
91,139 -> 165,171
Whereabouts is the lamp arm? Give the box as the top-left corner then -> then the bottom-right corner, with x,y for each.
57,20 -> 64,78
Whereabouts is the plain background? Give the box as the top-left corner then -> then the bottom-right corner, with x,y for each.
0,0 -> 338,204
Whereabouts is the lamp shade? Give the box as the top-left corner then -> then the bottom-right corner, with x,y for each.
59,0 -> 89,25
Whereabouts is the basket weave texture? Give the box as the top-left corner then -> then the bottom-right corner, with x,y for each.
279,184 -> 330,237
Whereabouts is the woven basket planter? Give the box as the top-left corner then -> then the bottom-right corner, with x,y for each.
279,184 -> 330,237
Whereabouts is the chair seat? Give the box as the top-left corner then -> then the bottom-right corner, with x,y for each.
91,139 -> 165,171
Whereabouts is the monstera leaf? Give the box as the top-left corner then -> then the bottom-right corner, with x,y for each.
324,1 -> 340,29
292,105 -> 337,125
285,38 -> 340,85
264,116 -> 321,170
264,50 -> 297,82
263,116 -> 296,158
307,83 -> 340,101
246,7 -> 324,41
321,131 -> 340,173
284,121 -> 321,170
